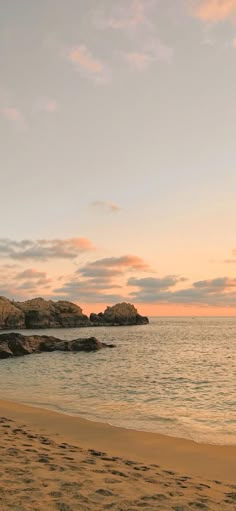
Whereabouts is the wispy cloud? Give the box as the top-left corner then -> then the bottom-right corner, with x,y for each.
124,38 -> 173,71
223,247 -> 236,263
68,45 -> 110,83
101,0 -> 147,31
33,99 -> 58,114
125,52 -> 152,71
1,107 -> 26,129
128,275 -> 236,306
195,0 -> 236,22
79,255 -> 149,274
44,100 -> 58,113
0,238 -> 95,261
91,200 -> 122,213
0,266 -> 52,299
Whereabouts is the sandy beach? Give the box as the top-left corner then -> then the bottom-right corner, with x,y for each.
0,400 -> 235,510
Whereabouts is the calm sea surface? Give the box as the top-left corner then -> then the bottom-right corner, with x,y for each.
0,317 -> 235,445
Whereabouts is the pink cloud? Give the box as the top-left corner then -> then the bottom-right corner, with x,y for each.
32,99 -> 58,115
68,45 -> 109,82
89,255 -> 149,270
67,238 -> 95,251
1,107 -> 26,128
195,0 -> 236,22
44,101 -> 58,113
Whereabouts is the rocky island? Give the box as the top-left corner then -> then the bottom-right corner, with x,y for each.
0,332 -> 115,359
0,297 -> 149,330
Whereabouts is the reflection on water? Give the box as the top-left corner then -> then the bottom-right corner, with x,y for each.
0,317 -> 235,445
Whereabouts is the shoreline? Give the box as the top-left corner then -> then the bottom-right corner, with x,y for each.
4,396 -> 236,448
0,398 -> 235,484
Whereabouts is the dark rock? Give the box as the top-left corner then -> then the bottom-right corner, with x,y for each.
0,297 -> 25,330
90,302 -> 149,326
0,333 -> 115,359
16,298 -> 90,328
0,296 -> 149,330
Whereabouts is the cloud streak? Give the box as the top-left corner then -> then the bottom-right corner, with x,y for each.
1,107 -> 26,129
124,38 -> 173,71
68,45 -> 110,83
91,200 -> 122,213
0,238 -> 94,261
128,275 -> 236,306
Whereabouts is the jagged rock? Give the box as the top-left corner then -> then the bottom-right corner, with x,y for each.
90,303 -> 149,326
0,333 -> 115,359
16,298 -> 89,328
0,297 -> 25,329
0,297 -> 149,330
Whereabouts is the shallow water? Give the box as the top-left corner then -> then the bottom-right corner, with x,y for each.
0,317 -> 235,445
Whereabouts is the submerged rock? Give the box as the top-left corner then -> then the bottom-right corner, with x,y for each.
0,333 -> 115,359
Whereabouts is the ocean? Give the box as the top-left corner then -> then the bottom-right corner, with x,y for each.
0,317 -> 235,445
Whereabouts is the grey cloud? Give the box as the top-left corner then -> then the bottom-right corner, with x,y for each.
128,276 -> 180,289
78,266 -> 122,278
194,277 -> 236,289
0,237 -> 94,261
79,255 -> 149,272
54,253 -> 149,303
53,279 -> 125,303
128,276 -> 236,306
16,269 -> 47,280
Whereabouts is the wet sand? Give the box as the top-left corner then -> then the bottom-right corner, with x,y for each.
0,399 -> 235,510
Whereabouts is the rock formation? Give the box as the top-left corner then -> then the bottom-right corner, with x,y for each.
16,298 -> 89,329
0,297 -> 149,329
0,332 -> 115,359
90,302 -> 149,326
0,297 -> 25,330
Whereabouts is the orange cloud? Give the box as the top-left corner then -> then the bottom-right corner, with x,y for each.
68,238 -> 95,250
68,45 -> 109,82
69,46 -> 103,73
196,0 -> 236,22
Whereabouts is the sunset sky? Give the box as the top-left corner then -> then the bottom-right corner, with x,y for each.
1,0 -> 236,316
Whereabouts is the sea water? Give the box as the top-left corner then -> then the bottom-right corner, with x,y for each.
0,317 -> 235,445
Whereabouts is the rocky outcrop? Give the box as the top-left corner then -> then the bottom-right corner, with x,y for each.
89,302 -> 149,326
0,333 -> 115,359
0,297 -> 25,330
16,298 -> 89,329
0,297 -> 149,329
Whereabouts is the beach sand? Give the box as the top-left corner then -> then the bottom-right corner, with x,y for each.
0,400 -> 235,510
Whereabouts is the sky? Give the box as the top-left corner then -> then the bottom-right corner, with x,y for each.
0,0 -> 236,316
